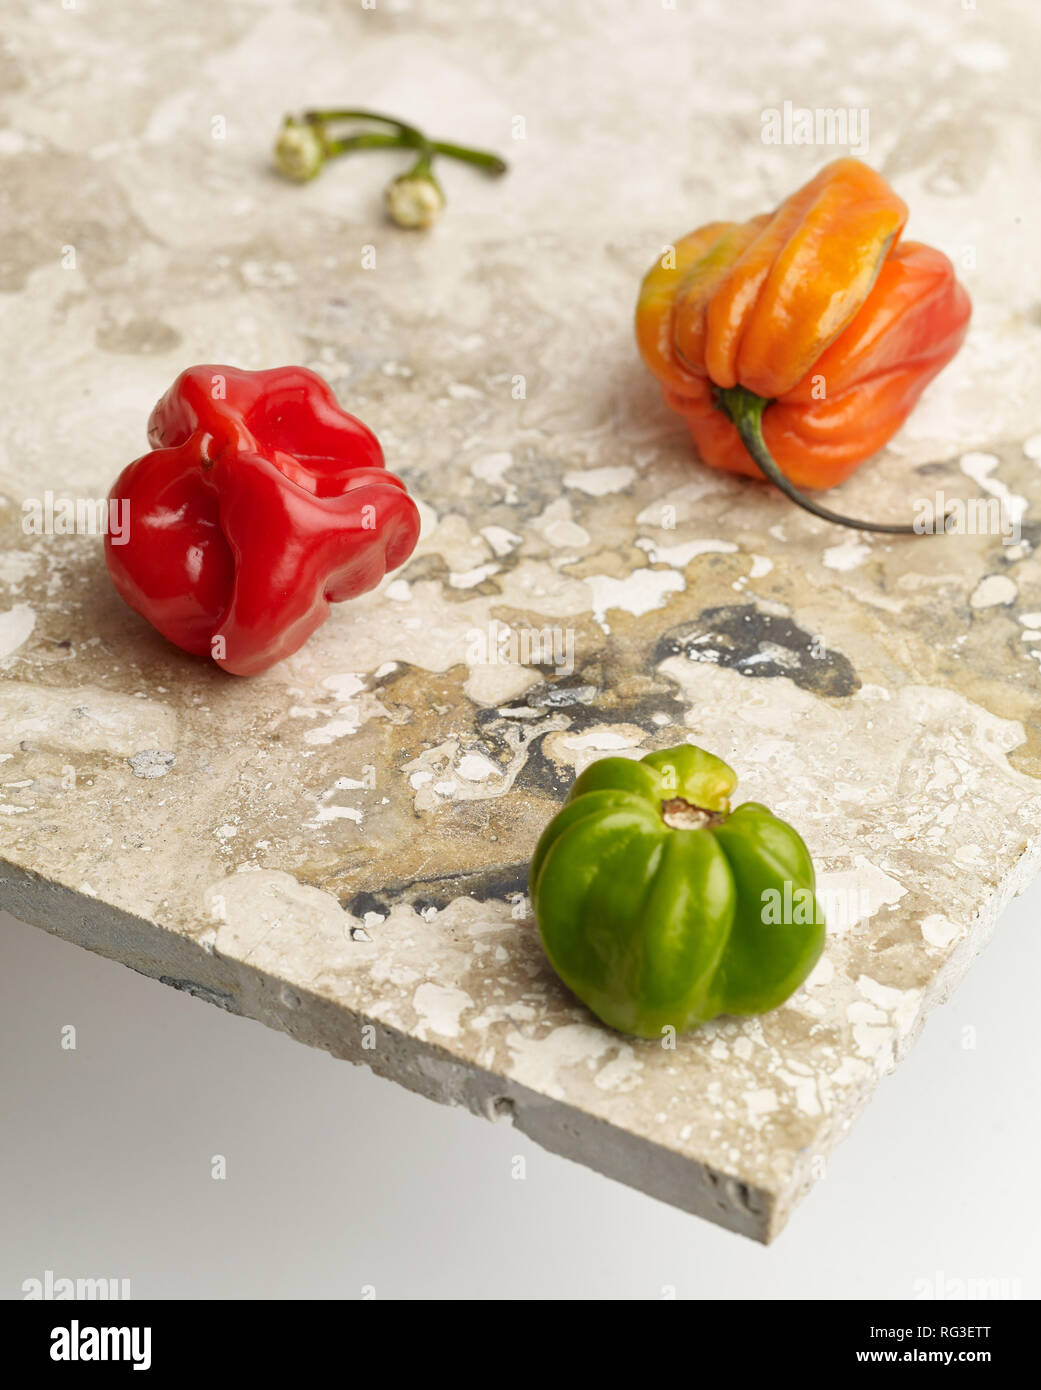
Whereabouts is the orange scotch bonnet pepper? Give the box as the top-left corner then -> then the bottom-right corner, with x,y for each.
635,158 -> 971,532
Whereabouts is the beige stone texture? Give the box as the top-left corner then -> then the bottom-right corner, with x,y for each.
2,0 -> 1040,1240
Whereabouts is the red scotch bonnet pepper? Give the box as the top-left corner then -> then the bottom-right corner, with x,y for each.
104,365 -> 421,676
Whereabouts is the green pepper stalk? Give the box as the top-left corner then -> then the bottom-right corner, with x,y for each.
530,745 -> 825,1038
303,108 -> 507,174
273,107 -> 507,227
716,384 -> 947,536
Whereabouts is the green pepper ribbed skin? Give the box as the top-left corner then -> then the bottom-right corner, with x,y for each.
529,745 -> 824,1038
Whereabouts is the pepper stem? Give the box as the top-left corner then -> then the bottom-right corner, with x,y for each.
304,108 -> 507,175
660,798 -> 726,830
404,147 -> 435,179
716,384 -> 934,536
425,138 -> 507,175
323,131 -> 413,157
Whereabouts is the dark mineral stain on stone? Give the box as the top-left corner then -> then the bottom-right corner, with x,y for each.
507,733 -> 573,799
523,683 -> 599,709
655,603 -> 860,697
345,861 -> 530,918
477,672 -> 692,800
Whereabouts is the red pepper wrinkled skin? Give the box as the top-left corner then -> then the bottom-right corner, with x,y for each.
104,365 -> 421,676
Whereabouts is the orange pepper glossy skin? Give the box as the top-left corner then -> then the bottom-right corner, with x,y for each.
636,159 -> 971,491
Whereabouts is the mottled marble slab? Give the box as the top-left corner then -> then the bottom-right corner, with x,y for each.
3,0 -> 1041,1239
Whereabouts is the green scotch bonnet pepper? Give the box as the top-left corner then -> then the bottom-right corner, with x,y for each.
529,744 -> 825,1038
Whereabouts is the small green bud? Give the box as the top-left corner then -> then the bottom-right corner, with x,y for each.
274,117 -> 327,182
385,170 -> 445,229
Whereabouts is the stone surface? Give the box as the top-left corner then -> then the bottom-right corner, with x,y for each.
2,0 -> 1041,1241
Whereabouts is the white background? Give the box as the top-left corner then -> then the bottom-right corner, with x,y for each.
2,877 -> 1038,1301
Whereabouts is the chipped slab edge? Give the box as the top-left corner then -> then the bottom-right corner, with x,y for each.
6,837 -> 1041,1243
1,858 -> 772,1239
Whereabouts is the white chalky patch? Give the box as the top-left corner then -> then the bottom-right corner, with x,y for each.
505,1023 -> 642,1101
563,465 -> 635,496
921,913 -> 962,949
959,451 -> 1026,524
970,574 -> 1017,609
480,526 -> 522,556
456,753 -> 500,782
635,536 -> 736,567
744,1088 -> 778,1124
0,552 -> 41,587
314,804 -> 363,824
208,870 -> 352,974
449,563 -> 499,588
0,604 -> 35,659
822,538 -> 871,572
586,569 -> 684,631
321,673 -> 365,700
776,1068 -> 821,1117
850,978 -> 917,1045
561,729 -> 639,752
471,452 -> 516,499
413,983 -> 473,1039
304,715 -> 361,745
814,857 -> 907,933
